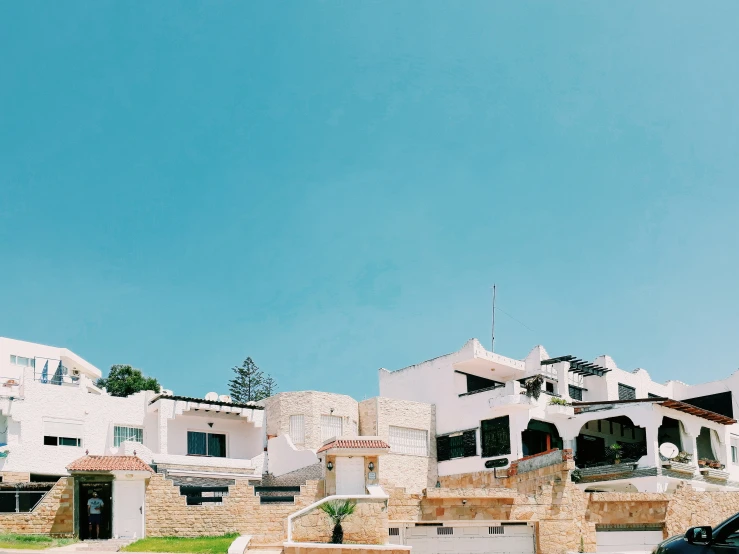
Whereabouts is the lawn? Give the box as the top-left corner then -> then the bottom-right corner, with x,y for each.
0,534 -> 77,550
122,534 -> 238,554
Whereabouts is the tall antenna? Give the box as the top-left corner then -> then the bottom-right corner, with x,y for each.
491,284 -> 497,352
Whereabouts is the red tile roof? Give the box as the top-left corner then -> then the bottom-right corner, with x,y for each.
67,455 -> 153,473
317,438 -> 390,454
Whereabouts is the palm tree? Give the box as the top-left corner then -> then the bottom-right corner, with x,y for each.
319,499 -> 357,544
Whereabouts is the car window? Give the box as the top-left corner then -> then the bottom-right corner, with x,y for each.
717,519 -> 739,545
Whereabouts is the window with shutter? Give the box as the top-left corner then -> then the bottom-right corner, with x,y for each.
389,426 -> 428,456
463,429 -> 477,457
320,415 -> 343,442
290,415 -> 305,445
568,385 -> 583,401
481,416 -> 511,458
618,383 -> 636,400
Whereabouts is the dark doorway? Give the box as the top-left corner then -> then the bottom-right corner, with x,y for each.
79,481 -> 112,540
522,420 -> 562,457
576,435 -> 606,466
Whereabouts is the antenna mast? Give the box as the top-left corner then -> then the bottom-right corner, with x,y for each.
491,284 -> 496,352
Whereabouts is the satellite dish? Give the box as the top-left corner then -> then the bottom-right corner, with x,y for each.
659,442 -> 679,459
219,395 -> 232,403
205,392 -> 219,401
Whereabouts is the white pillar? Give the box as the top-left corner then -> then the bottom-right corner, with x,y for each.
643,417 -> 661,468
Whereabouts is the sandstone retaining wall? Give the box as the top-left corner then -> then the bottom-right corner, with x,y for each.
292,498 -> 388,545
0,478 -> 73,536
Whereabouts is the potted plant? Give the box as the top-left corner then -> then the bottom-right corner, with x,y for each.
698,458 -> 708,467
710,460 -> 723,469
523,375 -> 544,400
320,499 -> 357,544
674,451 -> 692,464
549,397 -> 568,406
609,443 -> 623,464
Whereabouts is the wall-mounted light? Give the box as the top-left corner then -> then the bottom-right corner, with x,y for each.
462,499 -> 467,505
327,461 -> 334,471
368,462 -> 375,471
208,422 -> 214,428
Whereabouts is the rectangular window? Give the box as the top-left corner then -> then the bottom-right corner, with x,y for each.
320,415 -> 343,442
290,415 -> 305,445
568,385 -> 583,401
187,431 -> 226,457
10,355 -> 35,368
43,436 -> 81,447
114,426 -> 143,447
731,436 -> 739,464
481,416 -> 511,458
437,429 -> 476,462
618,383 -> 636,401
545,381 -> 555,393
389,426 -> 428,456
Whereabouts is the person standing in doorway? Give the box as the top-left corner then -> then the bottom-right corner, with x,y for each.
87,491 -> 104,539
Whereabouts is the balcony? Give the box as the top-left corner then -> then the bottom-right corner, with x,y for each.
487,381 -> 538,410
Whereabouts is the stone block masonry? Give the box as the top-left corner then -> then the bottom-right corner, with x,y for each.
145,473 -> 324,545
292,498 -> 389,545
0,477 -> 74,536
285,546 -> 410,554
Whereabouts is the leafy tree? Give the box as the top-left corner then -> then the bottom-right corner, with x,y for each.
97,365 -> 161,397
261,375 -> 278,398
320,500 -> 356,544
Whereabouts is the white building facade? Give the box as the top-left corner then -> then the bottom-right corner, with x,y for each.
380,338 -> 739,493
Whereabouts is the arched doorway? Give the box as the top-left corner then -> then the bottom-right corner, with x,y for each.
575,416 -> 646,468
522,419 -> 562,457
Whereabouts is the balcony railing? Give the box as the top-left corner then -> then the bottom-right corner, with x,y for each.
33,368 -> 80,387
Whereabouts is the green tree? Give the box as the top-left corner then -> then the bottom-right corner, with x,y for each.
97,365 -> 161,397
228,357 -> 277,402
319,500 -> 356,544
261,375 -> 278,397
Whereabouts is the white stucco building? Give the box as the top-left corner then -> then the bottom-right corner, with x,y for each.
380,338 -> 739,493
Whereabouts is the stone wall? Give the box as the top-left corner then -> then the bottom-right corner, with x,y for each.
292,498 -> 388,545
1,471 -> 32,483
264,392 -> 359,451
145,473 -> 324,545
364,397 -> 437,494
0,478 -> 73,536
664,482 -> 739,536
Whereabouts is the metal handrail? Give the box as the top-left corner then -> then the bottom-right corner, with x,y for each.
286,491 -> 389,543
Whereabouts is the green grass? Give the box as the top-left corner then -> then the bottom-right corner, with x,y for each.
122,534 -> 239,554
0,534 -> 77,550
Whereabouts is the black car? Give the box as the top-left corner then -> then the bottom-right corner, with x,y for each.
655,513 -> 739,554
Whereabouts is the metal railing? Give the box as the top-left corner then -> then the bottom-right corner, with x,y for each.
33,367 -> 80,387
0,488 -> 52,513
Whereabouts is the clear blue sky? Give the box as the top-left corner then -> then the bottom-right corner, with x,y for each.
1,3 -> 738,399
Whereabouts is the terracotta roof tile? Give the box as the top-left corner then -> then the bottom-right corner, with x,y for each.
317,439 -> 390,454
67,455 -> 153,473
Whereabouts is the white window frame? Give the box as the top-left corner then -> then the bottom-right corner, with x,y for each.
389,426 -> 429,456
320,414 -> 343,442
10,355 -> 35,368
289,415 -> 305,445
113,425 -> 144,447
731,436 -> 739,464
